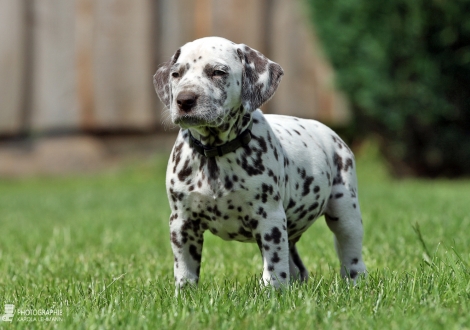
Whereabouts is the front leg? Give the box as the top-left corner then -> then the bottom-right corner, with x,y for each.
255,212 -> 290,288
170,214 -> 204,288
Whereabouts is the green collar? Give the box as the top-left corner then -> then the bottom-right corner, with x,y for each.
188,119 -> 253,158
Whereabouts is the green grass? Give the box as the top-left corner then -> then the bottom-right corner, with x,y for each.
0,143 -> 469,329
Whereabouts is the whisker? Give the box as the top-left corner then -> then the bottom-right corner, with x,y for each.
161,107 -> 178,131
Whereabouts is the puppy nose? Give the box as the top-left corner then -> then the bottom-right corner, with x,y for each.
176,91 -> 198,112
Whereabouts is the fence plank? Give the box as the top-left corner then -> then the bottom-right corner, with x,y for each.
91,0 -> 155,131
158,0 -> 197,60
76,0 -> 95,129
0,0 -> 25,134
31,0 -> 80,132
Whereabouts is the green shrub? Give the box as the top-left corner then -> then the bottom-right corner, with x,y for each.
307,0 -> 470,177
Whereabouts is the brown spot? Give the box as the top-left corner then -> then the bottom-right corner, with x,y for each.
302,176 -> 314,196
189,244 -> 201,261
171,231 -> 182,248
344,158 -> 354,171
325,213 -> 339,221
238,226 -> 252,238
264,227 -> 282,244
271,252 -> 281,263
249,219 -> 259,229
308,202 -> 319,212
178,159 -> 192,182
333,153 -> 343,171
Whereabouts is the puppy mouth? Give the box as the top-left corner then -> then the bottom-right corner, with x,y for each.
173,101 -> 220,128
173,114 -> 210,128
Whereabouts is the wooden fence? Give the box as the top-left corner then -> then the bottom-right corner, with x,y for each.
0,0 -> 350,137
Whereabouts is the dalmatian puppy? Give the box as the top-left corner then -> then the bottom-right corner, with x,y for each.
153,36 -> 366,289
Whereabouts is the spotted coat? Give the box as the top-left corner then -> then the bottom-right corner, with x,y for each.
153,37 -> 366,289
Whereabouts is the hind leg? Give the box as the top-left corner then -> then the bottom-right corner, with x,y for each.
288,240 -> 309,282
325,209 -> 366,281
324,169 -> 366,281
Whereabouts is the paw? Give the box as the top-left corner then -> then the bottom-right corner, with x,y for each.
340,261 -> 367,284
260,272 -> 290,289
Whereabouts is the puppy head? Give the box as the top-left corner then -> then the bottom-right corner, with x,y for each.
154,37 -> 283,128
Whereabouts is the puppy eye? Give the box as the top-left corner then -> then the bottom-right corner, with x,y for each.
213,70 -> 226,77
171,72 -> 180,78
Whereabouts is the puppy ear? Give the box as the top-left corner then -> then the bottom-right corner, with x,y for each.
153,48 -> 181,108
236,45 -> 284,111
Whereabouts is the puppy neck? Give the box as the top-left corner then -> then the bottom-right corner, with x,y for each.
188,107 -> 252,147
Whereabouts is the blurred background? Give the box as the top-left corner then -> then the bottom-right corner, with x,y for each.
1,0 -> 469,177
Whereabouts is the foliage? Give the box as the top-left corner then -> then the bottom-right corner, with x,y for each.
307,0 -> 470,177
0,153 -> 469,328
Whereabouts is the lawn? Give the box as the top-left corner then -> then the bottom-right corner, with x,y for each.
0,143 -> 469,329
